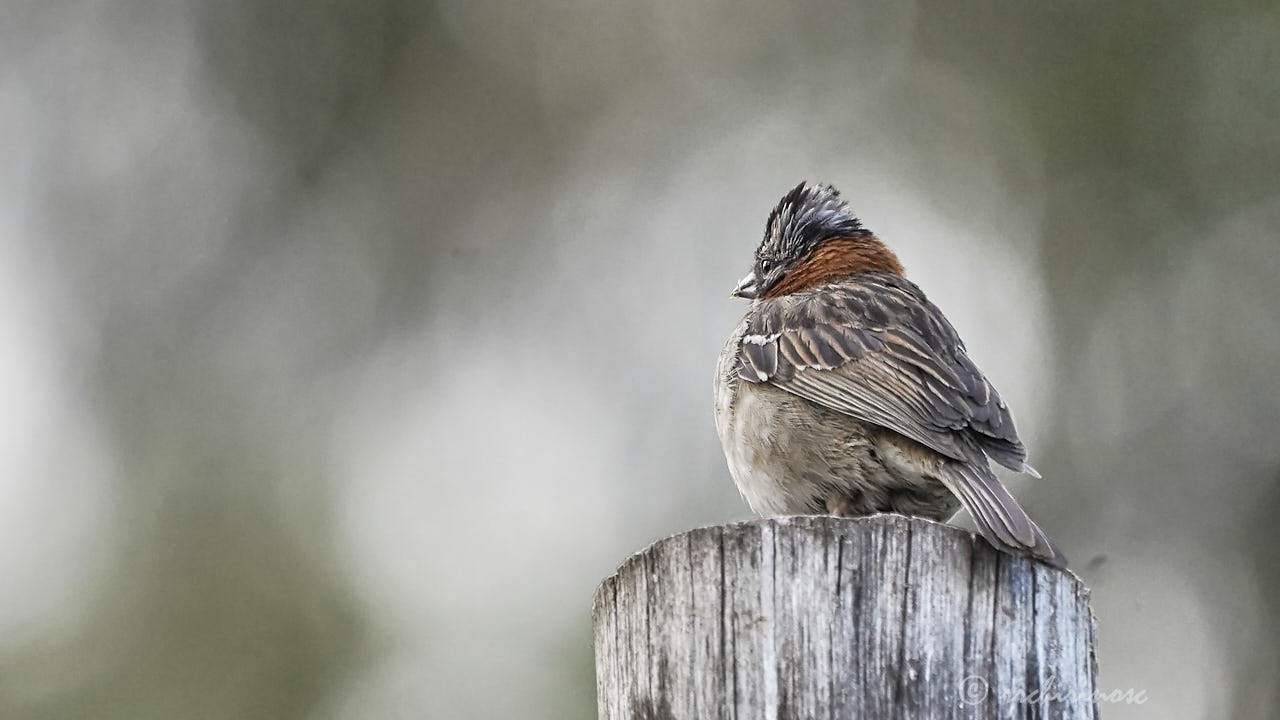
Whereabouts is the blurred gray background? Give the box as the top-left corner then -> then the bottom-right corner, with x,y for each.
2,1 -> 1278,718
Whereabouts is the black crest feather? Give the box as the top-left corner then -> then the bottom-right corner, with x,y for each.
757,182 -> 870,268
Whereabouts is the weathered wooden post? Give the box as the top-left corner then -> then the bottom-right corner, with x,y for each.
593,515 -> 1098,719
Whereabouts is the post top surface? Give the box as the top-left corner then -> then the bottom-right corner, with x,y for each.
596,514 -> 1087,608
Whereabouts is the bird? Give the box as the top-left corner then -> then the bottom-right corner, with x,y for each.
713,182 -> 1065,566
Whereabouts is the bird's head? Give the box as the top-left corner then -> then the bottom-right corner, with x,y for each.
731,182 -> 903,300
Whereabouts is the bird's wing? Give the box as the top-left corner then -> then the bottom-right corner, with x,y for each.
736,272 -> 1032,472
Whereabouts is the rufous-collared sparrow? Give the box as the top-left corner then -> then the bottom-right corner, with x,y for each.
714,182 -> 1064,566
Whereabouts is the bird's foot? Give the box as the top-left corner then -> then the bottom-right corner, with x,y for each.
826,492 -> 856,517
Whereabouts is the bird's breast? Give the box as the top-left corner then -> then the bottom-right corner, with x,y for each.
715,323 -> 853,515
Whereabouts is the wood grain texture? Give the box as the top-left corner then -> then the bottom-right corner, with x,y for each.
592,515 -> 1098,720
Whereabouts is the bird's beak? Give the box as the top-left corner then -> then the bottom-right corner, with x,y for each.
730,272 -> 760,299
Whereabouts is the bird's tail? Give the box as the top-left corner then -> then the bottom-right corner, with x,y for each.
937,461 -> 1066,568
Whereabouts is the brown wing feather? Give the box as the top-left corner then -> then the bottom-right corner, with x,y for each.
737,272 -> 1032,472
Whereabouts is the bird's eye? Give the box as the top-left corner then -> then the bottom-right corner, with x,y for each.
760,260 -> 772,273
